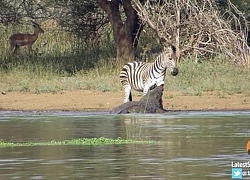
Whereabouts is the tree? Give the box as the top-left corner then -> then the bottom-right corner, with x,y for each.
216,0 -> 250,44
96,0 -> 143,63
0,0 -> 45,25
47,1 -> 106,42
40,0 -> 144,63
133,0 -> 250,66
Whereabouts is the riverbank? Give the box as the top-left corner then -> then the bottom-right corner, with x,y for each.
0,90 -> 249,111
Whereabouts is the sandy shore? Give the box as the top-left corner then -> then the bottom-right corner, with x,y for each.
0,90 -> 250,112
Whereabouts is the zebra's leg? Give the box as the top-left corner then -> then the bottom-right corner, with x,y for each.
124,84 -> 132,103
142,84 -> 150,96
129,92 -> 132,101
159,84 -> 164,109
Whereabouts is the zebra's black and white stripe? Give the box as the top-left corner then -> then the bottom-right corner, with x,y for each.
120,45 -> 178,103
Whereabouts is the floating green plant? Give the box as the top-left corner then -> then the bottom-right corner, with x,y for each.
0,137 -> 155,148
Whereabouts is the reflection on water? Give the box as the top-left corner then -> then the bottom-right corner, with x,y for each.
0,111 -> 249,179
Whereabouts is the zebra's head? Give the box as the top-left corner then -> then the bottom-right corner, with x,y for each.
163,45 -> 179,76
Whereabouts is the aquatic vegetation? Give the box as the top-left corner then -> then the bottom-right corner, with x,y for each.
0,137 -> 155,148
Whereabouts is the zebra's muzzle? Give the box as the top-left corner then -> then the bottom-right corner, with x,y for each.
171,68 -> 179,76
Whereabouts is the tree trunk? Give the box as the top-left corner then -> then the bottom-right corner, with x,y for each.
96,0 -> 143,63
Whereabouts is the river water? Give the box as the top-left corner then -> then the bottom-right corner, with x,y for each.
0,111 -> 249,179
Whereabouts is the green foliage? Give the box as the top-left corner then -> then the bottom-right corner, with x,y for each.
1,54 -> 250,96
1,23 -> 115,66
164,59 -> 250,95
0,22 -> 118,93
54,0 -> 107,38
135,27 -> 163,62
0,137 -> 155,148
1,21 -> 250,95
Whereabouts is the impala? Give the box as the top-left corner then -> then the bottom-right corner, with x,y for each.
9,20 -> 44,54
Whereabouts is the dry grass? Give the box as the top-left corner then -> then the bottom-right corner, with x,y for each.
1,24 -> 250,96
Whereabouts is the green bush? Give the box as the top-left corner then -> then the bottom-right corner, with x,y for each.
1,24 -> 250,95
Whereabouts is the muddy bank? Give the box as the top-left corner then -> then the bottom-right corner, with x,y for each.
0,90 -> 250,111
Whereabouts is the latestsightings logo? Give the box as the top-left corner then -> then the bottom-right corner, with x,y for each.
232,168 -> 242,179
230,140 -> 250,179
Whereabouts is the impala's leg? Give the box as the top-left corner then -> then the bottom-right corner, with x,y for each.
9,46 -> 14,54
9,41 -> 16,54
124,84 -> 132,103
27,45 -> 32,55
13,45 -> 19,54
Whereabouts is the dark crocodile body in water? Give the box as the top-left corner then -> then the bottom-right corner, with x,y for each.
111,86 -> 166,114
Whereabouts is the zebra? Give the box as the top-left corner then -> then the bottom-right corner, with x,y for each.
120,45 -> 178,103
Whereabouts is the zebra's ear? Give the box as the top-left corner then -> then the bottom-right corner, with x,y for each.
159,37 -> 170,47
164,45 -> 176,54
